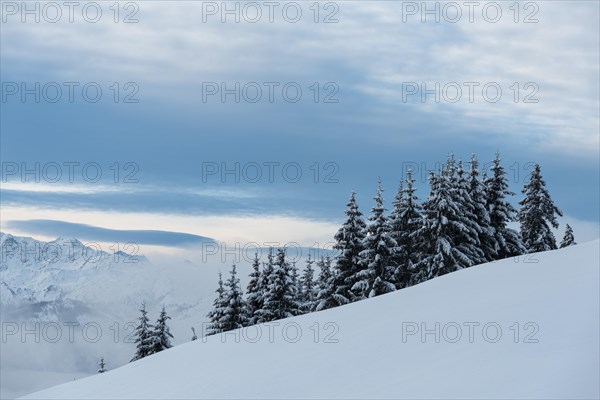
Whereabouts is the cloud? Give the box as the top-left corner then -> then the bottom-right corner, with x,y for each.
4,220 -> 215,247
0,182 -> 337,219
1,206 -> 340,251
1,1 -> 598,227
2,1 -> 598,156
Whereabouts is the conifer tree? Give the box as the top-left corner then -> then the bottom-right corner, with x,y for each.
484,152 -> 526,258
206,272 -> 227,336
518,164 -> 563,252
468,155 -> 497,262
315,255 -> 337,311
413,167 -> 479,284
98,357 -> 107,373
151,305 -> 174,354
332,191 -> 367,304
560,224 -> 576,248
258,249 -> 301,321
452,159 -> 486,266
261,249 -> 275,296
299,255 -> 318,311
221,264 -> 249,330
131,302 -> 154,361
255,249 -> 275,324
355,178 -> 397,298
245,253 -> 262,325
389,169 -> 423,288
290,261 -> 301,306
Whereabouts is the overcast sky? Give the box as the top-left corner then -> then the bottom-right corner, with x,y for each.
1,1 -> 598,256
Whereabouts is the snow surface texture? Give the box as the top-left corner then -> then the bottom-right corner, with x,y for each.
22,240 -> 600,399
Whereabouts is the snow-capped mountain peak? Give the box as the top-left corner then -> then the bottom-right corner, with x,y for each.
0,232 -> 152,304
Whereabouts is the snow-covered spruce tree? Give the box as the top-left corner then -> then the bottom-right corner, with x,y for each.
290,261 -> 301,309
412,167 -> 478,284
315,255 -> 337,311
389,169 -> 423,288
331,191 -> 367,304
299,255 -> 318,312
484,152 -> 525,258
206,272 -> 227,336
468,155 -> 498,262
245,253 -> 262,325
221,264 -> 249,330
151,305 -> 174,354
191,327 -> 198,341
560,224 -> 576,248
518,164 -> 563,253
258,249 -> 301,321
354,178 -> 397,298
130,302 -> 155,361
98,357 -> 107,373
255,248 -> 275,324
452,159 -> 486,266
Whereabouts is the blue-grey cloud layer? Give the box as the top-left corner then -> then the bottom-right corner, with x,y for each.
5,220 -> 214,247
1,1 -> 598,224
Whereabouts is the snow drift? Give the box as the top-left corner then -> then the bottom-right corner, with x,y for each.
22,241 -> 600,399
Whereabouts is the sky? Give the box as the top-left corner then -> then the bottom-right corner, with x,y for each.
1,0 -> 599,261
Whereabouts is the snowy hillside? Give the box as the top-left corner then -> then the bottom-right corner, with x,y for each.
23,240 -> 600,399
0,233 -> 239,399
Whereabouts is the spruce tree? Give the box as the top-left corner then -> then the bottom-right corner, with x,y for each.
299,255 -> 318,312
290,261 -> 301,306
221,264 -> 249,330
315,255 -> 337,311
468,155 -> 497,262
484,152 -> 525,258
452,159 -> 486,266
560,224 -> 576,248
413,167 -> 478,284
258,249 -> 301,321
98,357 -> 106,373
206,272 -> 227,336
518,164 -> 563,252
389,180 -> 405,269
355,178 -> 397,298
151,306 -> 174,354
261,249 -> 275,297
389,168 -> 423,288
332,191 -> 367,304
245,253 -> 262,325
131,302 -> 154,361
255,248 -> 275,324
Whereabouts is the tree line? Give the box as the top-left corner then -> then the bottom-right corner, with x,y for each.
205,152 -> 576,335
125,152 -> 576,358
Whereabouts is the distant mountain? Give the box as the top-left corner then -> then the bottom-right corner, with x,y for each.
0,232 -> 150,304
1,232 -> 223,399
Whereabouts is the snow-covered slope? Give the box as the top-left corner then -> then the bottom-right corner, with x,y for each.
0,233 -> 227,399
22,241 -> 600,399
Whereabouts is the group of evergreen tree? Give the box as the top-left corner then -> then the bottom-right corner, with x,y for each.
205,152 -> 576,334
96,152 -> 581,368
206,250 -> 338,334
130,303 -> 174,362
